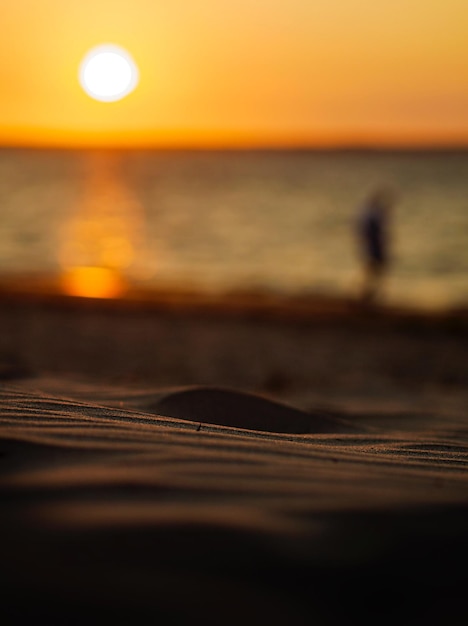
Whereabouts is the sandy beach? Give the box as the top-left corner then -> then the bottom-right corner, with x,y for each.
1,276 -> 468,624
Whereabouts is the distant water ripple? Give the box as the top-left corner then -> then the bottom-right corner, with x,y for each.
1,148 -> 468,308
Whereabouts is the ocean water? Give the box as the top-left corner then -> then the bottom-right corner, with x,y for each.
1,147 -> 468,309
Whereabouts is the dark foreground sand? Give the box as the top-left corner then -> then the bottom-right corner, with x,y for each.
1,278 -> 468,624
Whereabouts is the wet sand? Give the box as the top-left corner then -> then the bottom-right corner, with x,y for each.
1,275 -> 468,624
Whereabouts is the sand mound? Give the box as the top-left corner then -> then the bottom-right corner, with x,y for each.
146,386 -> 359,434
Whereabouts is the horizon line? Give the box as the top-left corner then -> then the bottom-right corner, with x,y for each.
2,142 -> 468,153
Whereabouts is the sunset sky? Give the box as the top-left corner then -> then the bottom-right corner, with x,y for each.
1,0 -> 468,148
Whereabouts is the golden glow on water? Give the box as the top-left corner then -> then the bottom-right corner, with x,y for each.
59,153 -> 145,298
61,266 -> 125,298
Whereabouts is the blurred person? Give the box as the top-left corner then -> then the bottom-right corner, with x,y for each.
356,187 -> 396,302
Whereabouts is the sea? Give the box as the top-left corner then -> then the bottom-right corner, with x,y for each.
1,147 -> 468,310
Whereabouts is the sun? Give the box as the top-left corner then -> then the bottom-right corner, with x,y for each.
79,44 -> 139,102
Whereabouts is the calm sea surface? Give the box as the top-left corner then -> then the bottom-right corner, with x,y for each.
1,147 -> 468,309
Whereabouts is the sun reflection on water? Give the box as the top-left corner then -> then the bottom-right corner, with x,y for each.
59,153 -> 145,298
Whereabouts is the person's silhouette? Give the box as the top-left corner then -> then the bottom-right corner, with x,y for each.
357,187 -> 396,302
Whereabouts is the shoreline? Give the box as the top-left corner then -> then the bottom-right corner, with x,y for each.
1,270 -> 468,416
1,270 -> 467,324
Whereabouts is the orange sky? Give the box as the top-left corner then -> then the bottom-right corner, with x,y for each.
1,0 -> 468,148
